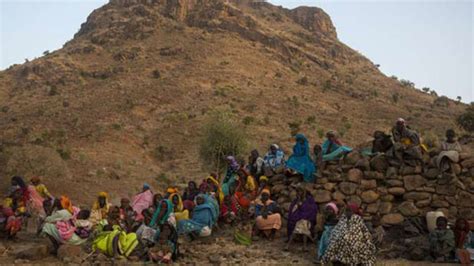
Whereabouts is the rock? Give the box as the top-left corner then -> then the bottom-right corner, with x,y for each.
386,179 -> 404,187
209,254 -> 223,264
313,190 -> 331,203
379,202 -> 392,214
332,191 -> 345,202
272,184 -> 287,194
377,187 -> 388,195
459,152 -> 472,160
403,175 -> 426,191
282,202 -> 291,212
448,206 -> 458,217
347,168 -> 363,183
452,164 -> 462,175
347,195 -> 362,206
386,167 -> 398,178
361,190 -> 380,203
424,168 -> 440,179
364,171 -> 384,180
388,187 -> 405,196
403,192 -> 431,201
381,194 -> 394,202
461,158 -> 474,169
316,177 -> 328,184
355,158 -> 370,171
435,184 -> 455,196
323,183 -> 336,191
458,191 -> 474,207
57,245 -> 83,263
370,154 -> 389,172
344,150 -> 362,165
359,179 -> 376,190
445,196 -> 457,205
381,213 -> 404,225
328,173 -> 343,182
423,186 -> 436,193
366,202 -> 379,213
415,199 -> 431,208
13,244 -> 49,260
339,182 -> 358,195
459,208 -> 474,220
398,201 -> 420,216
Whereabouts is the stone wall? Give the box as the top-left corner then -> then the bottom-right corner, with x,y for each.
271,151 -> 474,225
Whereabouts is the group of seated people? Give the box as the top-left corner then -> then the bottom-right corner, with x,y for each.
0,119 -> 471,264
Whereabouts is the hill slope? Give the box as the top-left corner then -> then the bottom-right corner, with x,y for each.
0,0 -> 465,203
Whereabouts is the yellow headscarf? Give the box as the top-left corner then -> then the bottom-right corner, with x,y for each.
259,176 -> 268,182
166,187 -> 178,194
168,193 -> 183,211
93,192 -> 110,213
206,176 -> 224,203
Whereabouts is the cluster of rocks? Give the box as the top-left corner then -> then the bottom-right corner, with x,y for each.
271,151 -> 474,225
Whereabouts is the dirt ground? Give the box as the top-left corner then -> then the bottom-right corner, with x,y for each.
0,228 -> 459,265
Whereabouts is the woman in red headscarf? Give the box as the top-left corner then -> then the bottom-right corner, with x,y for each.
454,218 -> 472,265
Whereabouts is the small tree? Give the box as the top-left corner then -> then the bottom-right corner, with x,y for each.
400,79 -> 415,88
457,103 -> 474,132
199,112 -> 248,174
43,50 -> 50,56
456,96 -> 462,104
422,87 -> 430,93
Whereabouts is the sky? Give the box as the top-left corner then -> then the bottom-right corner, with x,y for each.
1,0 -> 472,102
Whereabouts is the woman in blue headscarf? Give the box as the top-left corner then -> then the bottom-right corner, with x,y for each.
177,194 -> 219,239
222,156 -> 240,196
286,134 -> 317,182
322,131 -> 352,162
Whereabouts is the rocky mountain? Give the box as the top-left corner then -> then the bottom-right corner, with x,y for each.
0,0 -> 466,203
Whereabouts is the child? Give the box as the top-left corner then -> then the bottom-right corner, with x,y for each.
429,216 -> 455,262
31,176 -> 53,199
148,223 -> 176,264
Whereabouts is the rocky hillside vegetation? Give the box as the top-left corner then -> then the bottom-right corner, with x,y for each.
0,0 -> 468,203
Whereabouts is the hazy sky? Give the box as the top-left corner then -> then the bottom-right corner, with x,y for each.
1,0 -> 472,102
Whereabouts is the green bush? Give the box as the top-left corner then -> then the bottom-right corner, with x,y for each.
199,113 -> 248,172
242,116 -> 255,125
457,103 -> 474,132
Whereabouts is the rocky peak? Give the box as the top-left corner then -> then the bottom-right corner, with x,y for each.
287,6 -> 337,39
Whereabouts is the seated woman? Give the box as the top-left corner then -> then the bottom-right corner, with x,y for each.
92,206 -> 139,258
247,149 -> 264,181
286,134 -> 316,182
222,156 -> 240,196
2,180 -> 31,239
131,183 -> 154,222
286,185 -> 318,251
177,194 -> 219,239
74,210 -> 93,240
41,197 -> 86,254
453,218 -> 472,264
150,199 -> 176,228
220,195 -> 238,225
322,131 -> 353,162
317,203 -> 339,261
90,192 -> 111,226
263,144 -> 285,178
322,203 -> 376,265
256,176 -> 270,197
149,193 -> 163,214
201,174 -> 224,204
119,198 -> 137,233
253,189 -> 281,241
429,216 -> 455,262
434,129 -> 463,175
182,181 -> 199,211
148,222 -> 179,264
169,193 -> 189,222
30,176 -> 53,200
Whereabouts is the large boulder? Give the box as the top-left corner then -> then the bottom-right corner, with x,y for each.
424,168 -> 440,180
460,158 -> 474,169
381,194 -> 395,202
347,195 -> 362,206
415,199 -> 431,208
12,243 -> 49,261
355,158 -> 370,171
272,184 -> 287,194
364,171 -> 384,180
381,213 -> 404,225
370,154 -> 389,172
323,182 -> 336,191
366,202 -> 380,214
399,165 -> 422,176
332,191 -> 345,202
398,201 -> 420,216
313,190 -> 331,203
379,202 -> 392,214
360,179 -> 377,190
347,168 -> 363,183
386,179 -> 404,187
435,184 -> 456,196
386,167 -> 398,178
388,187 -> 406,196
344,150 -> 362,165
339,182 -> 358,195
403,192 -> 431,201
361,190 -> 380,203
57,245 -> 84,263
458,191 -> 474,207
403,175 -> 426,191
